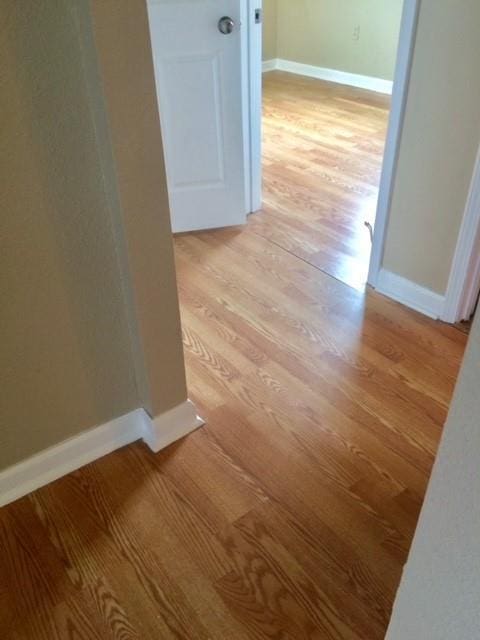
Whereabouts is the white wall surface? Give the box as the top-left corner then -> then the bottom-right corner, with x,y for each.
386,312 -> 480,638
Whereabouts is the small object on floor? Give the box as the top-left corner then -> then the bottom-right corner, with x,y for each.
364,220 -> 374,243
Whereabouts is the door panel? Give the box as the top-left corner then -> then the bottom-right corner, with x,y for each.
147,0 -> 247,233
162,53 -> 225,189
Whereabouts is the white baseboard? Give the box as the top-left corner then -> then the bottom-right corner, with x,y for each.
262,59 -> 277,73
141,399 -> 204,453
375,269 -> 445,320
262,58 -> 393,95
0,399 -> 204,507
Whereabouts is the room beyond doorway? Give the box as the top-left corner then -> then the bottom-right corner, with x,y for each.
257,0 -> 404,291
253,71 -> 390,291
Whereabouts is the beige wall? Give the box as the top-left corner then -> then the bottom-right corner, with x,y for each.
264,0 -> 403,81
386,305 -> 480,638
383,0 -> 480,294
0,1 -> 187,471
90,0 -> 187,418
262,0 -> 278,61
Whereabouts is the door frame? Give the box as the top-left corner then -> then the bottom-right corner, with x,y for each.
246,0 -> 422,284
366,0 -> 421,287
442,145 -> 480,323
245,0 -> 262,213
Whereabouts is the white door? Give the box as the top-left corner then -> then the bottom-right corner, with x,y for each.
147,0 -> 248,233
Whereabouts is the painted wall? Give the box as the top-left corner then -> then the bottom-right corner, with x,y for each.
0,1 -> 187,471
262,0 -> 278,61
90,0 -> 188,419
263,0 -> 403,81
385,309 -> 480,638
382,0 -> 480,294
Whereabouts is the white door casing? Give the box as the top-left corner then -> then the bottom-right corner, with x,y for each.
147,0 -> 248,233
367,0 -> 421,287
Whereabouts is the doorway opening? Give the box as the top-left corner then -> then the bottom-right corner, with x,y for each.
253,1 -> 404,292
147,1 -> 420,298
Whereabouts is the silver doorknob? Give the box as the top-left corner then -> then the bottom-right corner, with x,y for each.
218,16 -> 235,35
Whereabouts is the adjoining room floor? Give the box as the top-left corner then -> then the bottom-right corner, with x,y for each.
0,75 -> 468,639
254,70 -> 390,291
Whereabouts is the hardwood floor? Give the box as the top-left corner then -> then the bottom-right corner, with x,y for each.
0,75 -> 468,639
258,71 -> 390,290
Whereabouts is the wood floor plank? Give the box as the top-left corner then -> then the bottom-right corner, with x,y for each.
202,404 -> 405,585
0,73 -> 468,639
216,511 -> 362,640
246,501 -> 393,636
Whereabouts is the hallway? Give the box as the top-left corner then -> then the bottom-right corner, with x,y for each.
0,75 -> 467,640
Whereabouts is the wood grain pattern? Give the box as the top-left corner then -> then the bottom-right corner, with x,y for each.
257,71 -> 390,291
0,74 -> 467,639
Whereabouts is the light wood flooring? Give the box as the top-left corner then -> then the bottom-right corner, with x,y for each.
258,71 -> 390,290
0,74 -> 468,639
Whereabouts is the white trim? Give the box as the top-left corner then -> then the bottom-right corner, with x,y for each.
368,0 -> 421,286
0,400 -> 204,507
247,0 -> 262,213
376,269 -> 445,320
442,144 -> 480,323
141,399 -> 204,453
241,0 -> 252,217
262,58 -> 277,73
268,58 -> 393,95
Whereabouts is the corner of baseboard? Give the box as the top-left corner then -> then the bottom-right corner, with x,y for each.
262,59 -> 278,73
142,399 -> 204,453
375,268 -> 445,320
